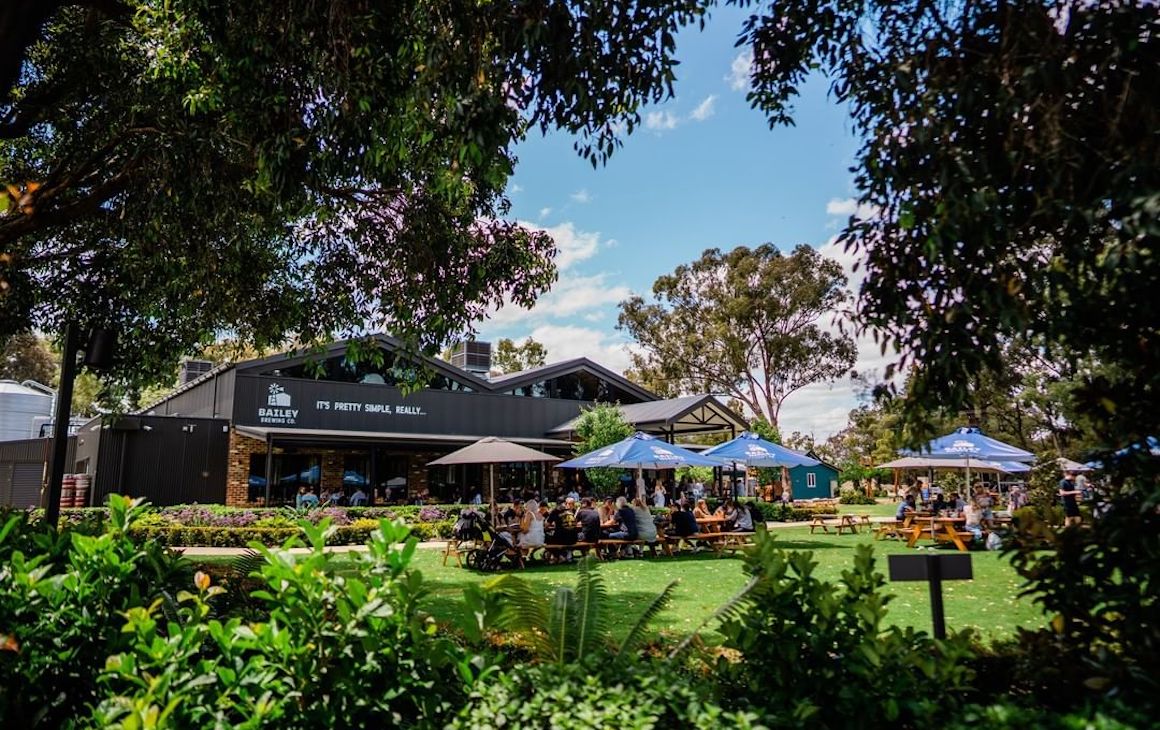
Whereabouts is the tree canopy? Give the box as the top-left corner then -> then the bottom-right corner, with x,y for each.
571,402 -> 633,493
491,337 -> 548,374
739,0 -> 1160,446
618,244 -> 856,431
0,0 -> 704,399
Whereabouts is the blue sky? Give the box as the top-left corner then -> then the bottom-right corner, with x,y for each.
478,6 -> 884,439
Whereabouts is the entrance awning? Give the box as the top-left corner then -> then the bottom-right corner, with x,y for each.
234,425 -> 573,449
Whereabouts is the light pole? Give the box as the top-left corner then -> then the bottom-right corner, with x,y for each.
44,325 -> 116,528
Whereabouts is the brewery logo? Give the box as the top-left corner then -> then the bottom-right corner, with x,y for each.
259,383 -> 298,424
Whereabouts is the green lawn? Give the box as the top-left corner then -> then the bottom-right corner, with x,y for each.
184,526 -> 1046,644
410,526 -> 1045,643
835,500 -> 902,518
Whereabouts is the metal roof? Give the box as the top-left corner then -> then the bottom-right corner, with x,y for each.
548,394 -> 747,436
487,357 -> 657,402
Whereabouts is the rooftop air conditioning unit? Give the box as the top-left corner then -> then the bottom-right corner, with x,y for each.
450,341 -> 491,376
180,359 -> 215,385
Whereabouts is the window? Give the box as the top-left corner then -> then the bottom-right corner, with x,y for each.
260,353 -> 473,392
807,472 -> 817,489
503,371 -> 645,403
248,453 -> 321,505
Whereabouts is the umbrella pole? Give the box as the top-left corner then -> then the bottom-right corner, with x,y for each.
489,463 -> 496,525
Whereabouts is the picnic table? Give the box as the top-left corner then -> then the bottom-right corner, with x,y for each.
906,516 -> 973,552
696,515 -> 726,533
809,514 -> 860,535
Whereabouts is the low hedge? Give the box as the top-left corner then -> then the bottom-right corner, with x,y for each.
129,518 -> 456,547
838,492 -> 879,505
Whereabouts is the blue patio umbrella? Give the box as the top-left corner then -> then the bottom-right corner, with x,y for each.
557,432 -> 723,470
997,461 -> 1031,474
902,426 -> 1034,488
905,426 -> 1035,462
702,431 -> 820,468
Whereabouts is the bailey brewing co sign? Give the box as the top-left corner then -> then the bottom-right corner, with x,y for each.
245,378 -> 429,428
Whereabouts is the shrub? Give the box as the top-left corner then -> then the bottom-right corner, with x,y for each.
0,496 -> 189,728
838,492 -> 878,505
91,519 -> 470,728
714,532 -> 976,727
448,659 -> 766,730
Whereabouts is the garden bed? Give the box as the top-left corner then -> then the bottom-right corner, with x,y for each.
44,499 -> 837,547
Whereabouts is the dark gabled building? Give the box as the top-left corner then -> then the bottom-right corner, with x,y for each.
57,335 -> 747,507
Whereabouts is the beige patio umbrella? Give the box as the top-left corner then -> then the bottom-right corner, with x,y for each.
428,437 -> 561,520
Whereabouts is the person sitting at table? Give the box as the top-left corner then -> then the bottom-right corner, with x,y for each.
608,496 -> 638,543
296,486 -> 319,509
974,485 -> 995,525
895,494 -> 917,521
693,499 -> 712,520
574,498 -> 602,543
546,498 -> 579,547
721,500 -> 739,531
518,499 -> 546,549
963,498 -> 984,541
950,492 -> 966,512
733,501 -> 756,532
931,491 -> 948,514
631,498 -> 658,545
598,497 -> 617,526
668,501 -> 699,538
502,499 -> 524,525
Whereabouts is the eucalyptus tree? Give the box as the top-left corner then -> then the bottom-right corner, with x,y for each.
618,244 -> 856,431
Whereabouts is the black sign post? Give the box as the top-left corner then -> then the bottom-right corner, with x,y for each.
888,553 -> 973,639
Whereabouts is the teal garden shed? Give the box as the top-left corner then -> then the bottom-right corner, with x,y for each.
788,452 -> 840,500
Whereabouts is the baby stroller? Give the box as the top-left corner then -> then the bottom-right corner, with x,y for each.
463,513 -> 521,571
453,508 -> 485,542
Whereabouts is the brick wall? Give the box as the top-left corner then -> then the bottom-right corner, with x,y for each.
225,428 -> 266,506
321,453 -> 345,495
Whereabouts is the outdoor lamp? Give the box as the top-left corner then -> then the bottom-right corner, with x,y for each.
83,328 -> 117,370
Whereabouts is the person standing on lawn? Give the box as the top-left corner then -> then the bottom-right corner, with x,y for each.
1059,471 -> 1083,527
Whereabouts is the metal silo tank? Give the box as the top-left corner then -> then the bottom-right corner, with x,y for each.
0,380 -> 55,442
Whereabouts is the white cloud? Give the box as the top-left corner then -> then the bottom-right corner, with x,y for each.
570,188 -> 592,204
690,95 -> 717,121
727,50 -> 754,91
538,206 -> 552,220
825,197 -> 878,220
510,183 -> 523,193
480,221 -> 630,330
645,110 -> 679,131
526,324 -> 635,373
530,220 -> 600,271
485,271 -> 631,328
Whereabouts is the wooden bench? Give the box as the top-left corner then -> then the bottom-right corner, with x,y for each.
541,541 -> 600,561
873,521 -> 904,540
933,528 -> 975,552
809,515 -> 853,534
718,531 -> 757,554
442,538 -> 467,567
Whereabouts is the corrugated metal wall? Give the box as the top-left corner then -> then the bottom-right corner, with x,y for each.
0,437 -> 76,508
87,416 -> 230,506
